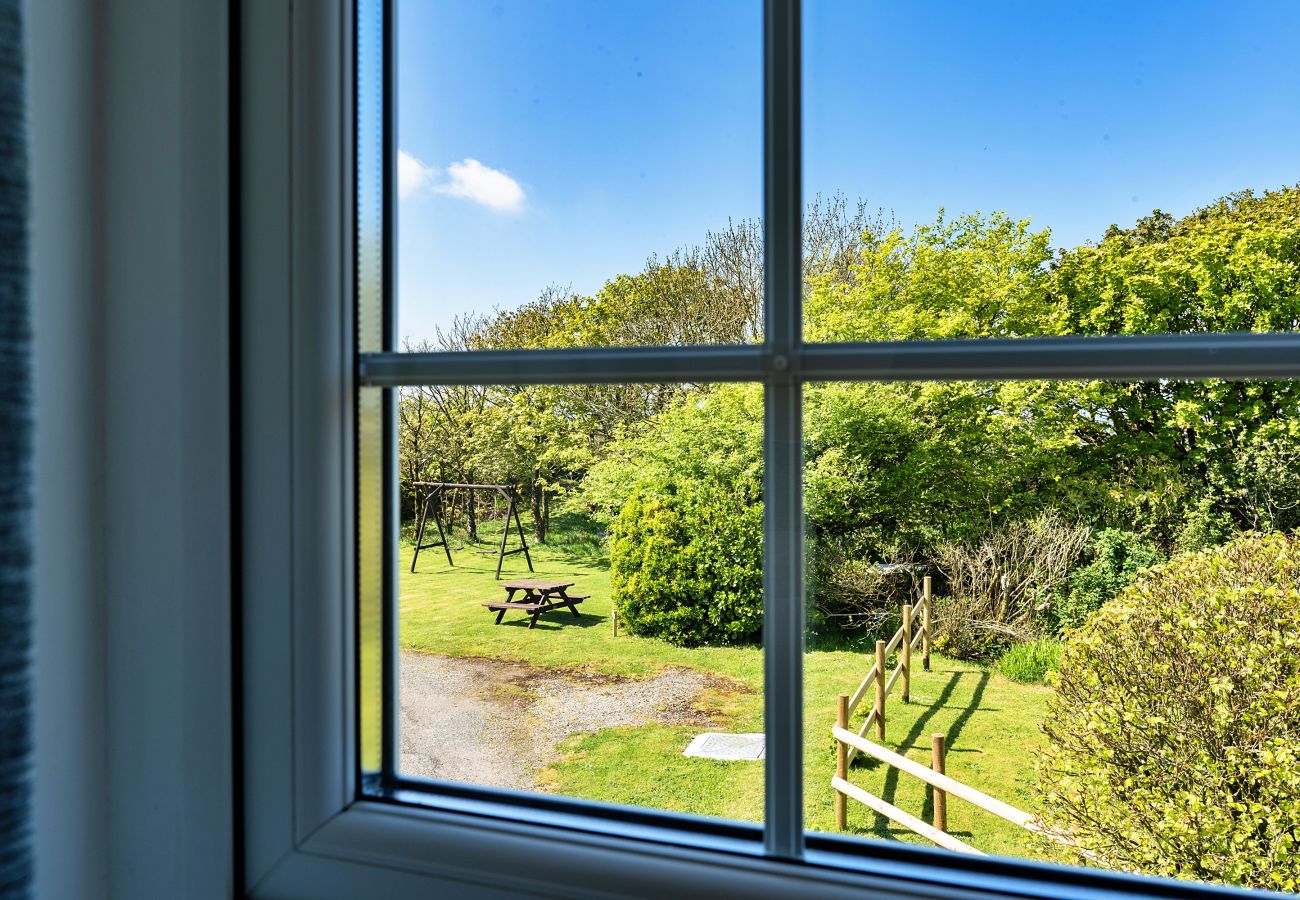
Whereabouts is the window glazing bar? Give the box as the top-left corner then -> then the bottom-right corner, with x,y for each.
761,0 -> 804,861
799,331 -> 1300,381
358,331 -> 1300,387
357,344 -> 770,386
762,380 -> 804,861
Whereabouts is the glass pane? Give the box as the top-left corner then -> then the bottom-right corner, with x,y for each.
804,3 -> 1300,343
803,376 -> 1300,893
396,0 -> 762,350
396,381 -> 764,822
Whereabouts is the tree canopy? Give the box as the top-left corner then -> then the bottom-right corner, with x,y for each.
399,185 -> 1300,645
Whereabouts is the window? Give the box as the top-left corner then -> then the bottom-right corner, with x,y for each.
240,1 -> 1300,897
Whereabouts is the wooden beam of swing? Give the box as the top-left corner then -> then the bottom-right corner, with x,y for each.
495,490 -> 534,579
412,481 -> 517,491
409,482 -> 534,576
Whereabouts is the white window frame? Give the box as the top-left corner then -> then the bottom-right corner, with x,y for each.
238,1 -> 1300,897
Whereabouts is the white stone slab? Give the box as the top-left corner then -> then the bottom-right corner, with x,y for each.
683,732 -> 765,761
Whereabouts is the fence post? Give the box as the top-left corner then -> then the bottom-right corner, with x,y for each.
902,603 -> 913,703
922,575 -> 932,672
836,693 -> 849,830
931,733 -> 947,833
612,608 -> 618,637
874,639 -> 886,741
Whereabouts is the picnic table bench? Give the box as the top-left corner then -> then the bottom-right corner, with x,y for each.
482,579 -> 588,630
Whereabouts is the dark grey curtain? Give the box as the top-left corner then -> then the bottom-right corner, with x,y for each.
0,0 -> 30,896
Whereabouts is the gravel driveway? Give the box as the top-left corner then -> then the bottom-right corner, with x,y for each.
400,651 -> 723,790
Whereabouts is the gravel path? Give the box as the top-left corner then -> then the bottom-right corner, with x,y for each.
400,651 -> 720,790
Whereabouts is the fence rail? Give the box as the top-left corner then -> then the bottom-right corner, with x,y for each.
830,775 -> 980,855
844,576 -> 933,762
830,574 -> 1049,854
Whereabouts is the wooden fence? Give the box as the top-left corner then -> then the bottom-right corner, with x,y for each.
841,576 -> 933,762
830,575 -> 1045,854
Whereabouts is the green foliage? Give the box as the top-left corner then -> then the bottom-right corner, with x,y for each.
1055,529 -> 1162,631
1215,423 -> 1300,534
1048,188 -> 1300,541
995,640 -> 1062,685
1038,533 -> 1300,890
1174,495 -> 1236,555
609,490 -> 763,647
1051,189 -> 1300,336
581,385 -> 764,520
592,386 -> 765,646
804,209 -> 1054,343
591,379 -> 1082,647
804,382 -> 1080,559
402,187 -> 1300,651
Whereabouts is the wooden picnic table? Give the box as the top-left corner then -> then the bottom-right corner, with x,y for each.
481,579 -> 588,630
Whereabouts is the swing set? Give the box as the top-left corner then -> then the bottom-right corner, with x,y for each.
409,481 -> 534,580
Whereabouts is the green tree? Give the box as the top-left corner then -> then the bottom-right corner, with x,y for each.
804,209 -> 1054,343
1047,188 -> 1300,541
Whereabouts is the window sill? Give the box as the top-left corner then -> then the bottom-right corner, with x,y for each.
248,798 -> 1265,900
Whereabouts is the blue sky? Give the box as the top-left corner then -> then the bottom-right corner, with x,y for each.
397,0 -> 1300,344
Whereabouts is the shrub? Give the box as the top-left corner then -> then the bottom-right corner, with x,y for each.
1038,533 -> 1300,890
609,489 -> 763,647
932,511 -> 1089,659
995,639 -> 1062,684
1174,494 -> 1235,554
1055,529 -> 1162,631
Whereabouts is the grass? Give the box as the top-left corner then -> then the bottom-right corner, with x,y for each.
399,517 -> 1054,861
995,639 -> 1064,685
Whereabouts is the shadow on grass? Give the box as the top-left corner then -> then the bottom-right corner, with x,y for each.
491,612 -> 609,631
415,510 -> 611,571
855,668 -> 990,842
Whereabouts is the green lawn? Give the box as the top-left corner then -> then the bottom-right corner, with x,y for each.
399,521 -> 1053,861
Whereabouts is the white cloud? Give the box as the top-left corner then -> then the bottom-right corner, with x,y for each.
398,149 -> 436,199
435,158 -> 525,213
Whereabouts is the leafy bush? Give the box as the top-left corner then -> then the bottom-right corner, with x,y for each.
932,512 -> 1089,659
581,385 -> 763,522
588,387 -> 765,646
1038,533 -> 1300,890
1055,529 -> 1162,631
609,489 -> 763,647
995,640 -> 1062,684
1174,494 -> 1236,555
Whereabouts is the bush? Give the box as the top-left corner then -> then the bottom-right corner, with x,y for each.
995,640 -> 1062,684
1174,494 -> 1235,554
609,489 -> 763,647
1038,533 -> 1300,890
932,511 -> 1089,659
1055,529 -> 1162,631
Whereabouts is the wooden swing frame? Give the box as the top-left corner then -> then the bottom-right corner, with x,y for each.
409,481 -> 534,579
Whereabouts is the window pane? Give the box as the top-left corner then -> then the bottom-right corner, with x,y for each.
803,2 -> 1300,343
396,381 -> 765,823
803,377 -> 1300,892
396,0 -> 762,350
